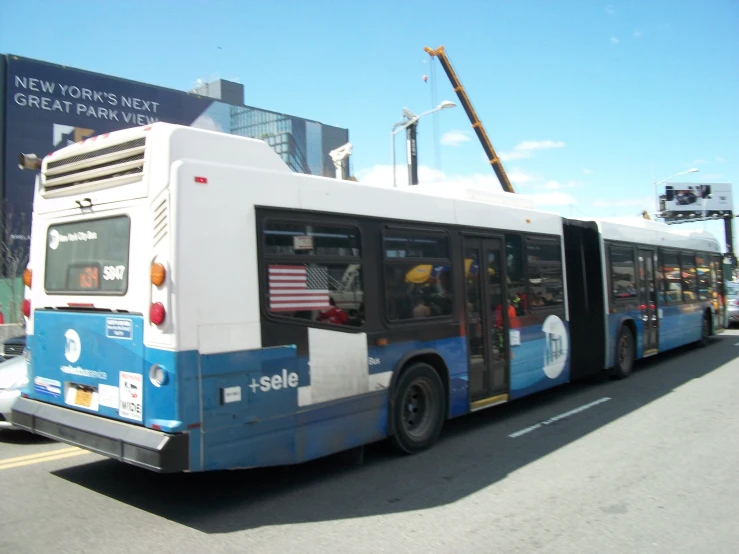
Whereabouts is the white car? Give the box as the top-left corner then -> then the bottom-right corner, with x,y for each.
0,355 -> 29,429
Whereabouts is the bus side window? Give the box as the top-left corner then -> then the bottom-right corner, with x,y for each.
696,253 -> 711,301
505,234 -> 526,315
526,240 -> 564,309
681,252 -> 698,301
609,246 -> 637,300
262,219 -> 364,327
382,232 -> 453,321
661,250 -> 682,303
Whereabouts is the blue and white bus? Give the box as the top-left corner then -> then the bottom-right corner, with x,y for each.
12,123 -> 725,472
562,217 -> 725,380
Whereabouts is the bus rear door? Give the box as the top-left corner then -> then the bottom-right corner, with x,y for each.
638,248 -> 659,356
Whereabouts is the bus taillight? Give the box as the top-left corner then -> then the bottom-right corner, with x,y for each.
22,299 -> 31,318
23,268 -> 32,288
150,302 -> 166,325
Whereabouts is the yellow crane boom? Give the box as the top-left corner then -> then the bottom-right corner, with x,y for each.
424,45 -> 515,194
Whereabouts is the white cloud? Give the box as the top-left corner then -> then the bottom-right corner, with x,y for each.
583,168 -> 593,175
543,180 -> 581,191
606,5 -> 616,16
356,164 -> 540,191
715,156 -> 726,162
532,191 -> 578,206
634,30 -> 644,38
517,140 -> 566,151
190,115 -> 225,133
353,164 -> 580,210
499,139 -> 566,161
701,173 -> 724,180
591,195 -> 652,208
355,164 -> 445,188
610,36 -> 620,44
692,158 -> 709,165
440,131 -> 470,146
499,150 -> 531,161
507,167 -> 538,185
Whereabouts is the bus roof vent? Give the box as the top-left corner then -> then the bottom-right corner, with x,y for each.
41,137 -> 147,194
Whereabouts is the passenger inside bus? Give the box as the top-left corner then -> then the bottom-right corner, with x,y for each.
347,302 -> 365,326
495,299 -> 520,328
317,297 -> 349,325
413,297 -> 432,318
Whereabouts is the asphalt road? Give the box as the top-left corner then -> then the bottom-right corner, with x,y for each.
1,331 -> 738,554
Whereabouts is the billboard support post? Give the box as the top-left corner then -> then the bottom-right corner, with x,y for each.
725,217 -> 734,259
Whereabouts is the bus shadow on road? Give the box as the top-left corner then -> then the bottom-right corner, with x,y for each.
0,431 -> 56,445
52,333 -> 738,534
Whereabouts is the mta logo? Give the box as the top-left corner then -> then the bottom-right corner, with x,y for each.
64,329 -> 81,363
53,124 -> 94,148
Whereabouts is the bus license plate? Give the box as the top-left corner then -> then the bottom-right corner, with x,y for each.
75,388 -> 93,408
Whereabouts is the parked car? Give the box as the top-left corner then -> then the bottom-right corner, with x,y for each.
0,355 -> 28,429
1,335 -> 26,360
726,283 -> 739,326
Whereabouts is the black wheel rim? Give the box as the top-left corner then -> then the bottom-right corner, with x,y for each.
401,378 -> 436,440
618,334 -> 631,368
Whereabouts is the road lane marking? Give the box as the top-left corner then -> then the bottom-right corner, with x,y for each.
0,446 -> 91,471
0,447 -> 80,463
508,397 -> 612,438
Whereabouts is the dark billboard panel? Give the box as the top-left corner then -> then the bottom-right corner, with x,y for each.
4,55 -> 216,227
2,55 -> 350,272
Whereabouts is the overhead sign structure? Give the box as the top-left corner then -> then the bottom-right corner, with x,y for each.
662,182 -> 733,220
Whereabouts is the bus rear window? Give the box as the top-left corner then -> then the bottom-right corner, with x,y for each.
45,216 -> 131,295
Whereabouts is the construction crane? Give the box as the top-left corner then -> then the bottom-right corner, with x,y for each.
424,45 -> 515,194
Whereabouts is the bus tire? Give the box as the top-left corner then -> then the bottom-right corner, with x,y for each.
698,312 -> 711,347
611,325 -> 634,379
390,362 -> 446,455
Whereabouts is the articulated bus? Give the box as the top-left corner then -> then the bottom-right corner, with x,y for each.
12,123 -> 725,472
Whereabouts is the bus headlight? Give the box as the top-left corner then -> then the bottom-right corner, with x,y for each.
149,364 -> 168,387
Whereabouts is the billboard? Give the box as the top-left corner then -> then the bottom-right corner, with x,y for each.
663,183 -> 733,218
1,55 -> 349,268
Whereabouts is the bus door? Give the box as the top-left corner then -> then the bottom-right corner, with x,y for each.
463,236 -> 509,407
639,248 -> 659,355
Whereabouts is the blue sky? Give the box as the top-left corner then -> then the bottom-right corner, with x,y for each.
2,0 -> 737,240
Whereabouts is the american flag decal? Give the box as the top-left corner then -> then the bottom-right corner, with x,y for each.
268,264 -> 330,312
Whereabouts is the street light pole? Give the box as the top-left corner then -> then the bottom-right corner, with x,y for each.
653,167 -> 700,215
391,121 -> 404,188
391,100 -> 456,188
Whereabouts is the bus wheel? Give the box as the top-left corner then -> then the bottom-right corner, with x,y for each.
611,325 -> 634,379
390,362 -> 446,455
699,313 -> 711,347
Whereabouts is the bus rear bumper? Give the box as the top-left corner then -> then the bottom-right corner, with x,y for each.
11,397 -> 189,473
